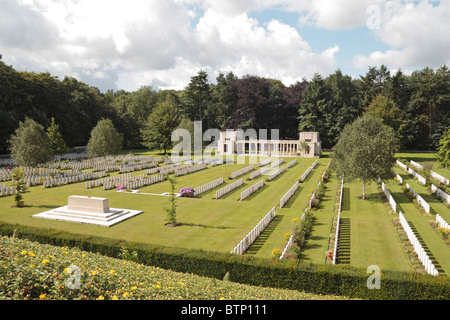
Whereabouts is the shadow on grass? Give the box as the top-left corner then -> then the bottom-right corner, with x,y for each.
240,183 -> 270,202
281,187 -> 302,208
177,222 -> 234,230
27,205 -> 60,209
245,214 -> 284,255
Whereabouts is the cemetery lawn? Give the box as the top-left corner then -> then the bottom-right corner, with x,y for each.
338,181 -> 412,272
1,151 -> 449,276
395,152 -> 450,179
0,156 -> 320,254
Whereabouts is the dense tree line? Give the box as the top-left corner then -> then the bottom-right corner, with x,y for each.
1,55 -> 449,155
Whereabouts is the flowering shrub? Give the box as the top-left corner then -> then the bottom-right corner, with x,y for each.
179,187 -> 195,197
271,248 -> 282,258
0,236 -> 341,300
116,184 -> 126,191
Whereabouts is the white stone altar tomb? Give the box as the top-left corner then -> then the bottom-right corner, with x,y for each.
32,195 -> 142,227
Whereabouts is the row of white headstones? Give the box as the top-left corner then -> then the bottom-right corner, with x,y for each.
382,160 -> 450,276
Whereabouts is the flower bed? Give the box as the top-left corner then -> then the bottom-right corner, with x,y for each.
0,236 -> 344,300
179,187 -> 195,198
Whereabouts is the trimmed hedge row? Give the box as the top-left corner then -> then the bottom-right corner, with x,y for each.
0,221 -> 448,300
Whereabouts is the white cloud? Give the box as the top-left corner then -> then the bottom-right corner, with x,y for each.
0,0 -> 357,91
353,0 -> 450,70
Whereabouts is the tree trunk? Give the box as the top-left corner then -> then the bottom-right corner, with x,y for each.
362,180 -> 366,200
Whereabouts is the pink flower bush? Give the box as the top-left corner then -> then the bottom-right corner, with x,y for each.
116,184 -> 127,191
179,187 -> 195,197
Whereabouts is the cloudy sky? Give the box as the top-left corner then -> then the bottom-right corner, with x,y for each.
1,0 -> 449,92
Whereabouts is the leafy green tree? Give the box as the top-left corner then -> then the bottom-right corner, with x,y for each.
46,117 -> 69,155
8,117 -> 53,167
364,94 -> 405,145
437,128 -> 450,168
408,66 -> 450,149
86,118 -> 123,158
211,71 -> 238,129
324,69 -> 362,147
182,70 -> 211,127
331,115 -> 399,200
357,65 -> 391,108
11,167 -> 27,207
141,95 -> 181,154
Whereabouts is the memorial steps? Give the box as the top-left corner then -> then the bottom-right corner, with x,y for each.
336,218 -> 351,265
33,195 -> 142,227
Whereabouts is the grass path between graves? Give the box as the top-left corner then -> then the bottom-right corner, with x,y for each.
338,181 -> 412,272
387,167 -> 450,275
299,171 -> 338,265
246,159 -> 329,258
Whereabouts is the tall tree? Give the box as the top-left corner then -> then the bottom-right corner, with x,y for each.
324,69 -> 361,147
141,95 -> 181,154
298,73 -> 331,145
46,117 -> 69,156
211,71 -> 238,129
437,128 -> 450,169
364,94 -> 405,145
226,75 -> 284,134
408,66 -> 450,149
8,117 -> 53,167
358,65 -> 391,108
86,118 -> 123,158
182,70 -> 211,127
283,80 -> 307,139
331,115 -> 399,200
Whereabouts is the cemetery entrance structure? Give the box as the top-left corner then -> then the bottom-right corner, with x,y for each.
216,131 -> 322,158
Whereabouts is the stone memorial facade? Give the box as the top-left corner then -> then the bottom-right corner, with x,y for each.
216,131 -> 322,157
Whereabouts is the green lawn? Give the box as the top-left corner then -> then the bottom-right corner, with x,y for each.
395,152 -> 450,180
0,155 -> 318,254
388,166 -> 450,275
339,180 -> 412,272
1,151 -> 449,276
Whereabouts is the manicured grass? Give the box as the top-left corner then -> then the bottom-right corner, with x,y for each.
396,152 -> 450,180
338,180 -> 412,272
244,159 -> 328,258
300,171 -> 339,264
388,166 -> 450,275
0,155 -> 317,255
1,151 -> 448,277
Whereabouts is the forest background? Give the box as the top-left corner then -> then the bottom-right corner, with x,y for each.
1,55 -> 449,154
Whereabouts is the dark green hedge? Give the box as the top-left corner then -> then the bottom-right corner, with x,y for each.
0,221 -> 448,300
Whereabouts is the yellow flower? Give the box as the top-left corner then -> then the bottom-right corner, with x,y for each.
109,270 -> 116,275
112,295 -> 118,300
30,264 -> 35,268
64,252 -> 69,255
131,286 -> 137,290
155,285 -> 161,289
82,254 -> 86,258
39,294 -> 46,300
122,292 -> 129,297
220,297 -> 225,300
42,259 -> 49,265
97,296 -> 105,300
21,250 -> 27,255
28,252 -> 35,257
